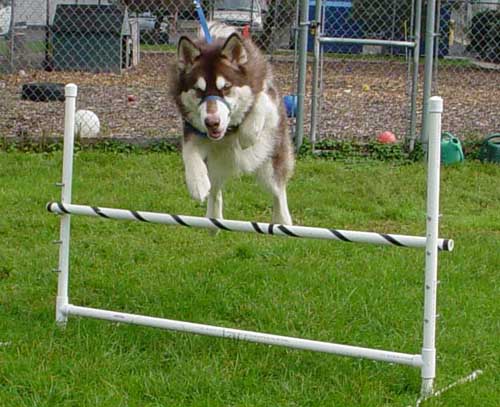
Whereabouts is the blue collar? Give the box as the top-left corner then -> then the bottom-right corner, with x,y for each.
184,121 -> 208,138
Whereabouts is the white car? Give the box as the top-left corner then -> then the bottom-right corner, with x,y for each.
0,6 -> 11,36
213,0 -> 264,33
130,11 -> 169,44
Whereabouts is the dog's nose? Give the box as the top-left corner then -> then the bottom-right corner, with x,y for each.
205,116 -> 220,130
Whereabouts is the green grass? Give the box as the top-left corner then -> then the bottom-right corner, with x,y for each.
0,38 -> 8,55
0,151 -> 498,406
142,45 -> 474,68
0,39 -> 45,55
24,40 -> 46,53
140,43 -> 176,52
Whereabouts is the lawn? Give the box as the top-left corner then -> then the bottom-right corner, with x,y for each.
0,37 -> 8,56
0,151 -> 498,406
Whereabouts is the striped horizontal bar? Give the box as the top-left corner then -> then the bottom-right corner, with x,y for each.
47,202 -> 453,251
65,304 -> 424,367
319,37 -> 416,48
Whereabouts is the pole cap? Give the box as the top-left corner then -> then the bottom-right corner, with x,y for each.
65,83 -> 78,98
428,96 -> 443,113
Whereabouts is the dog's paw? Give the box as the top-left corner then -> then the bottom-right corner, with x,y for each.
272,212 -> 293,226
186,175 -> 211,202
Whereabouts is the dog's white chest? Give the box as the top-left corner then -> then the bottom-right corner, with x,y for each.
206,90 -> 280,175
206,134 -> 271,176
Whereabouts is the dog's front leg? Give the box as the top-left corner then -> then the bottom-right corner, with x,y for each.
206,185 -> 223,219
238,103 -> 266,149
182,136 -> 211,202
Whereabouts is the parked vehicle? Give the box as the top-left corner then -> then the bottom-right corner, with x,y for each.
213,0 -> 264,34
130,12 -> 169,44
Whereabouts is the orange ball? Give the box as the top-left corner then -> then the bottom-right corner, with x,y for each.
377,131 -> 397,144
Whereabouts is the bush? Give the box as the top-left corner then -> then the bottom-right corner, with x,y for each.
468,9 -> 500,63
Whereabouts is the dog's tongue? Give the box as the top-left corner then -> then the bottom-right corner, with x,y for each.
209,130 -> 224,140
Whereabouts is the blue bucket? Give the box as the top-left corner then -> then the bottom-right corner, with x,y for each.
283,95 -> 297,118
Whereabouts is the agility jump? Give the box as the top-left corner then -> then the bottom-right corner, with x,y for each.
48,84 -> 450,397
47,202 -> 453,251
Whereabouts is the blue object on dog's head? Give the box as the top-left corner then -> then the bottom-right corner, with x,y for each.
283,95 -> 297,118
200,95 -> 232,113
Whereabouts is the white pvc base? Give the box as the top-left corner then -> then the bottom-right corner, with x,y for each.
63,304 -> 423,367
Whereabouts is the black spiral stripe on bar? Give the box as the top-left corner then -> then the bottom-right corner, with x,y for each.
172,214 -> 190,227
210,218 -> 231,231
131,211 -> 148,222
92,206 -> 110,219
251,222 -> 264,234
380,234 -> 405,247
268,224 -> 275,235
277,225 -> 299,237
442,239 -> 449,252
57,202 -> 70,214
329,229 -> 351,242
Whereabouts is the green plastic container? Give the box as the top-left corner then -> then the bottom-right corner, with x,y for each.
479,133 -> 500,164
441,132 -> 464,165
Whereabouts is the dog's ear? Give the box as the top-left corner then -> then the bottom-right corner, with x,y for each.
177,37 -> 201,71
221,33 -> 248,66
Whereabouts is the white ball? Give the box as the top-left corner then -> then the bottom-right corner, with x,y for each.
75,110 -> 100,138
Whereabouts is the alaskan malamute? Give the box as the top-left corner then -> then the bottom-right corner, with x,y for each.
172,23 -> 294,225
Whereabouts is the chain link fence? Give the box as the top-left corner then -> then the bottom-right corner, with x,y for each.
0,0 -> 498,148
311,0 -> 499,145
435,0 -> 499,142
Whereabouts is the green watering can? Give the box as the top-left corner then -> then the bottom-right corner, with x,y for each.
441,132 -> 464,165
479,133 -> 500,164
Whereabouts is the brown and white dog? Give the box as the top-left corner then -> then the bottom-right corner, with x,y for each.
172,23 -> 294,225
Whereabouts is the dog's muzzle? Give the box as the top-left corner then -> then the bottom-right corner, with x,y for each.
199,95 -> 232,140
199,95 -> 231,113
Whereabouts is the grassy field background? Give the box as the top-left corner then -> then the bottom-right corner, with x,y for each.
0,151 -> 498,406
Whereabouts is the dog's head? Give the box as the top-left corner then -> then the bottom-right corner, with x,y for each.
176,33 -> 258,141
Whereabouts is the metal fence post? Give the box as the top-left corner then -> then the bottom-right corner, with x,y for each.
294,0 -> 310,151
309,0 -> 323,148
8,0 -> 15,72
408,0 -> 423,152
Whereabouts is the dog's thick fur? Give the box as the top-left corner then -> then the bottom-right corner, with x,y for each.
171,23 -> 294,225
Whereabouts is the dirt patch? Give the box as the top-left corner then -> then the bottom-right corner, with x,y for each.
0,52 -> 498,144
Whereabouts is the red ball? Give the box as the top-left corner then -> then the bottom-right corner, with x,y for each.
127,95 -> 137,102
377,131 -> 397,144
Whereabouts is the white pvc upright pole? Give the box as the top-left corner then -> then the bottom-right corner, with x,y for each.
421,96 -> 443,396
55,83 -> 77,325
